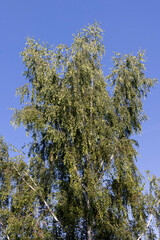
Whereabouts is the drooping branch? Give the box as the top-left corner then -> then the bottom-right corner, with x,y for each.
73,164 -> 92,239
11,163 -> 65,231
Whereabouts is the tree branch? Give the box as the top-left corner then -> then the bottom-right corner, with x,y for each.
0,221 -> 10,240
137,214 -> 153,240
11,163 -> 65,232
98,154 -> 113,180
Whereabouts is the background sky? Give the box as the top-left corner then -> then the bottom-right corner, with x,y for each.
0,0 -> 160,178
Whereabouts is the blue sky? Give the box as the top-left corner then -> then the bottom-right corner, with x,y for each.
0,0 -> 160,177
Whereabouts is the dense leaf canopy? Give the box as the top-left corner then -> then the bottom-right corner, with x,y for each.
0,23 -> 159,239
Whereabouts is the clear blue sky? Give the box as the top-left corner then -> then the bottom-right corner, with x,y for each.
0,0 -> 160,177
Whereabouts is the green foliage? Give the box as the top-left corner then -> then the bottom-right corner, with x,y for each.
1,23 -> 159,239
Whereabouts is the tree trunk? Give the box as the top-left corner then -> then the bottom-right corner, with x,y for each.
87,225 -> 92,240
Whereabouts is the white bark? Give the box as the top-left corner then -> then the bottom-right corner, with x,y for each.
87,225 -> 92,240
137,214 -> 153,240
0,221 -> 10,240
12,164 -> 64,230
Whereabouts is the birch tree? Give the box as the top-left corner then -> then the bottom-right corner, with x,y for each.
1,23 -> 159,239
